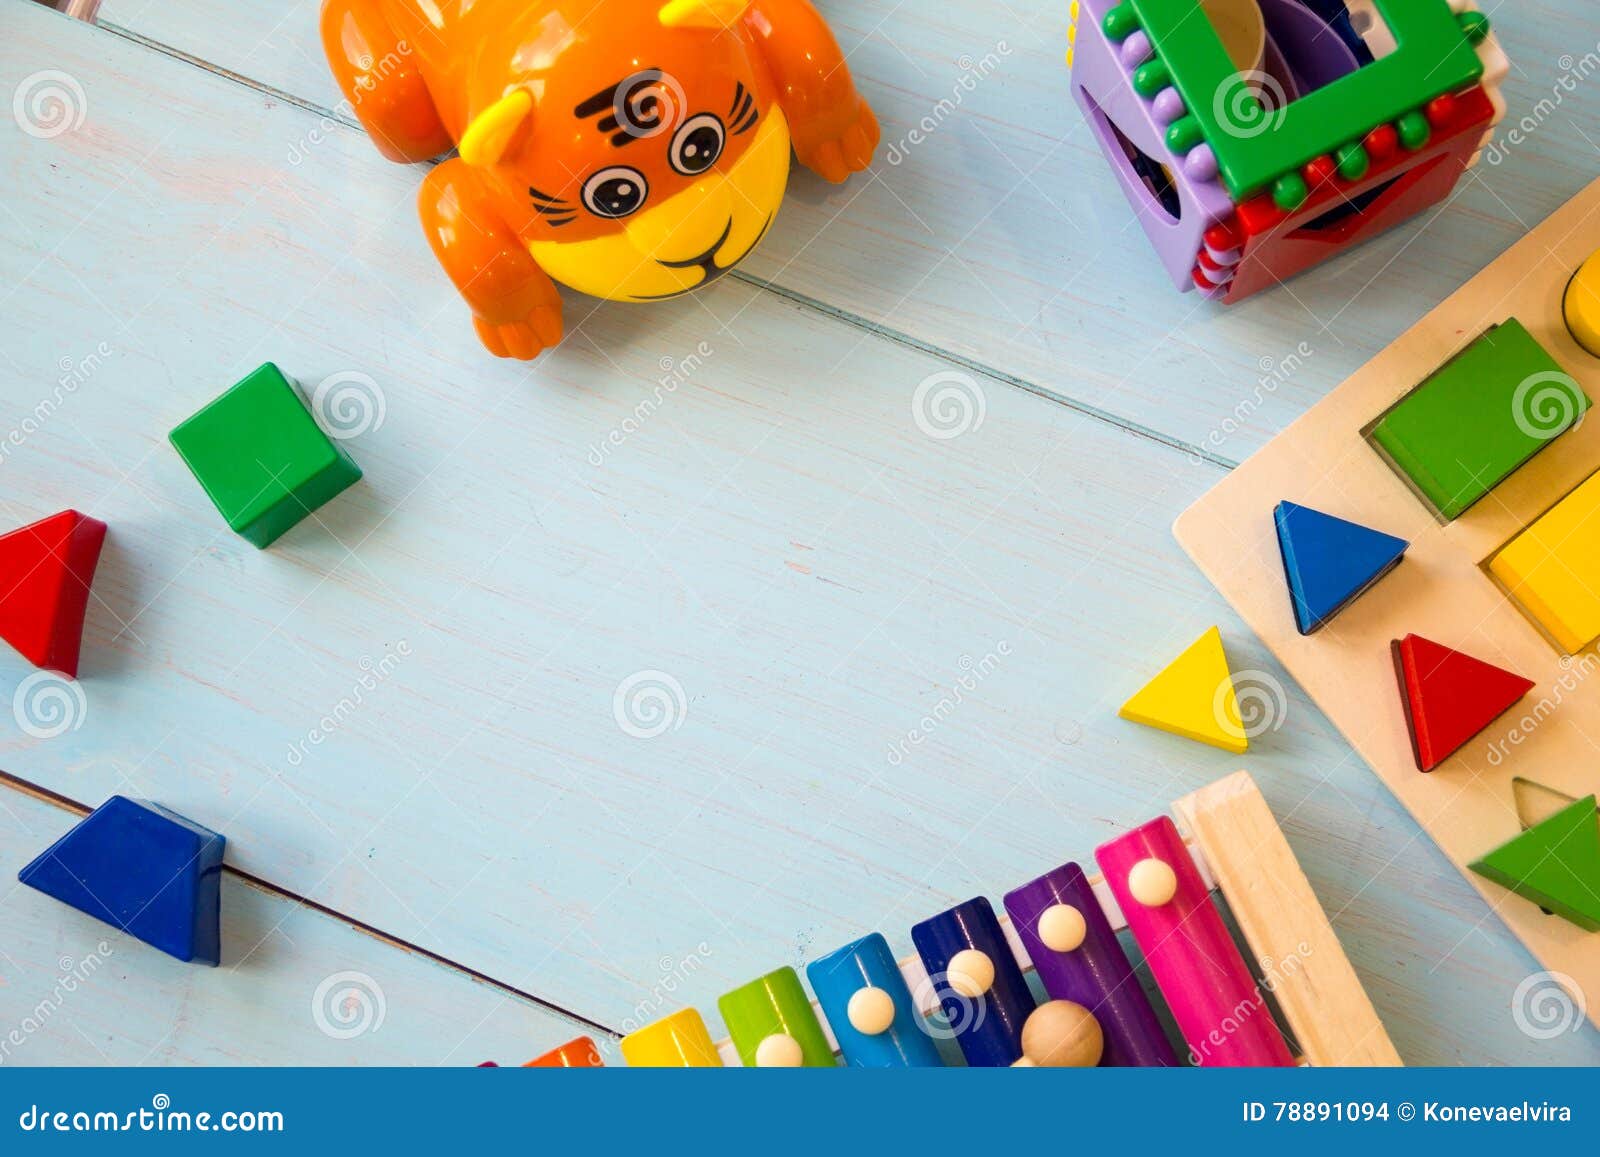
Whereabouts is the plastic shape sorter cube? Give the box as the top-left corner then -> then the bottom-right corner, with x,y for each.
1067,0 -> 1508,303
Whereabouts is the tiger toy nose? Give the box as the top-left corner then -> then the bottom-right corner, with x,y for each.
625,177 -> 734,260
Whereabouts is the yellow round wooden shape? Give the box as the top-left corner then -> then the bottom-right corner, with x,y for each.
1128,857 -> 1178,906
846,986 -> 897,1035
754,1032 -> 805,1067
1564,249 -> 1600,356
1037,903 -> 1087,952
946,949 -> 995,998
1020,1000 -> 1104,1067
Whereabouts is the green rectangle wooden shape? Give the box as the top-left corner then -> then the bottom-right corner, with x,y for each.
169,362 -> 362,548
1125,0 -> 1483,200
1366,319 -> 1588,521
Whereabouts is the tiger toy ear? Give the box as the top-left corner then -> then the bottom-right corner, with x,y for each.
657,0 -> 752,29
458,90 -> 533,168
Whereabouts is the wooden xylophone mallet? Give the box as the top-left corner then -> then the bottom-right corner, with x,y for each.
618,772 -> 1400,1068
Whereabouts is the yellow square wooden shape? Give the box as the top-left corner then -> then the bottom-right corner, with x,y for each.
1489,470 -> 1600,653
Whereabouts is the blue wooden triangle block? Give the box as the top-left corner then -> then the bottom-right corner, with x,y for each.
19,795 -> 225,964
1274,501 -> 1408,635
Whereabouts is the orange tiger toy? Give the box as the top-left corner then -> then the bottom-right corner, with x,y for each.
321,0 -> 879,359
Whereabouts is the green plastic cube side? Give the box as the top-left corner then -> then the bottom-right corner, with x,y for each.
717,967 -> 835,1067
1367,320 -> 1590,521
169,363 -> 363,549
1126,0 -> 1483,200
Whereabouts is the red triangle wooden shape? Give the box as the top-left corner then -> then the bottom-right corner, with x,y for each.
1392,634 -> 1534,772
0,510 -> 107,678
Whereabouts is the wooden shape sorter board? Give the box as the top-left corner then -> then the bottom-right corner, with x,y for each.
1175,176 -> 1600,1027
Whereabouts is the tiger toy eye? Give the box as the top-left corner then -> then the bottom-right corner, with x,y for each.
582,167 -> 648,218
670,114 -> 725,175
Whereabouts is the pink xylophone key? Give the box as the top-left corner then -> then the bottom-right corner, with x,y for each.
1096,817 -> 1294,1067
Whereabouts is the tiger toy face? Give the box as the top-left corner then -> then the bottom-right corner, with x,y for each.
323,0 -> 877,357
453,4 -> 792,301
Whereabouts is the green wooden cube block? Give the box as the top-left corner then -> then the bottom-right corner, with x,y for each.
1367,319 -> 1589,521
169,363 -> 362,548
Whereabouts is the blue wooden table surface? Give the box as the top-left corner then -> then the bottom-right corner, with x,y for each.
1,0 -> 1597,1065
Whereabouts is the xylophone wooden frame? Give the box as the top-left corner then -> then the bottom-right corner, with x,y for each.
690,770 -> 1400,1067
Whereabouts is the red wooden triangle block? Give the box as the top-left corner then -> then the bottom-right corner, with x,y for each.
1392,634 -> 1534,772
0,510 -> 107,678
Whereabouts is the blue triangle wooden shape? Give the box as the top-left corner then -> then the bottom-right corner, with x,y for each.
19,796 -> 225,965
1274,501 -> 1408,635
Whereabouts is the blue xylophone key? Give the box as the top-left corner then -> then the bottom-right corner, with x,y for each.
807,933 -> 943,1067
911,897 -> 1034,1067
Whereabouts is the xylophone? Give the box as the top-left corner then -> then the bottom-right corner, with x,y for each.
1176,177 -> 1600,1029
601,771 -> 1400,1067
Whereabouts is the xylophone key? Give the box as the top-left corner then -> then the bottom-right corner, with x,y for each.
718,968 -> 836,1067
619,1008 -> 724,1067
807,933 -> 943,1067
911,897 -> 1034,1067
1004,863 -> 1178,1067
524,1035 -> 604,1067
1096,817 -> 1295,1067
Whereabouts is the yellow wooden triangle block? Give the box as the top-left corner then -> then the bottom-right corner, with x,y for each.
1119,626 -> 1247,754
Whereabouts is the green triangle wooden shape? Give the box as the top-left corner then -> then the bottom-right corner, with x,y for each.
1469,795 -> 1600,932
